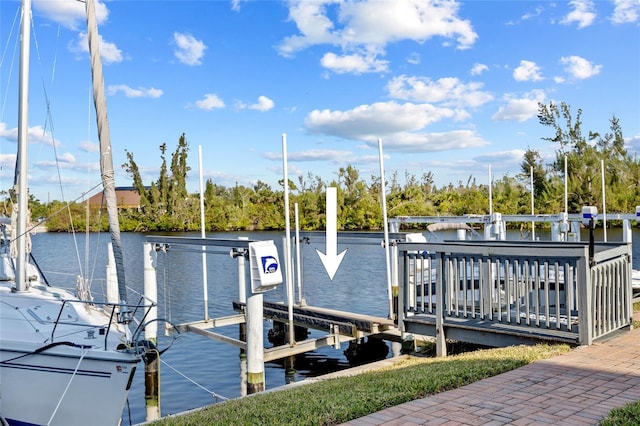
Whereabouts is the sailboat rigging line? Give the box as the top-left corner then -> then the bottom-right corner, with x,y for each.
12,180 -> 103,240
47,347 -> 89,426
28,252 -> 49,285
159,357 -> 229,402
0,341 -> 92,365
87,204 -> 106,291
51,24 -> 61,84
0,5 -> 21,121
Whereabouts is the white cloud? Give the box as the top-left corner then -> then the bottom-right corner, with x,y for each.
561,0 -> 596,29
72,32 -> 123,64
474,150 -> 527,165
173,33 -> 207,66
278,0 -> 477,74
625,133 -> 640,155
263,149 -> 354,162
320,52 -> 389,74
231,0 -> 247,12
79,141 -> 99,153
305,101 -> 457,141
34,0 -> 109,30
611,0 -> 639,24
57,152 -> 76,164
0,122 -> 60,147
194,94 -> 225,110
492,90 -> 546,122
386,76 -> 493,108
34,156 -> 94,172
277,2 -> 338,57
0,153 -> 16,168
337,0 -> 477,48
378,130 -> 489,153
521,6 -> 544,21
406,52 -> 421,65
513,60 -> 543,82
107,85 -> 163,98
470,63 -> 489,76
302,101 -> 487,153
249,96 -> 275,112
560,55 -> 602,79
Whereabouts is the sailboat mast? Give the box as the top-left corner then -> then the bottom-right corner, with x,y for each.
85,0 -> 129,309
15,0 -> 32,293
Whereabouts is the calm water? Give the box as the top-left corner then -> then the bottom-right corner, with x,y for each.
30,228 -> 640,425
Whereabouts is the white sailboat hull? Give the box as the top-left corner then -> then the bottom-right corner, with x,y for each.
1,344 -> 138,426
0,280 -> 143,426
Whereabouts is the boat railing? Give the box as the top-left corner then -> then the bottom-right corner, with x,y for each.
51,296 -> 156,351
397,240 -> 633,346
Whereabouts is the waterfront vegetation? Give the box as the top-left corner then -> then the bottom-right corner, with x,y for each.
150,344 -> 572,425
14,102 -> 640,232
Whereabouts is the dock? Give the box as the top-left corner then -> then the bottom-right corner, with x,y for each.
133,213 -> 637,424
146,218 -> 634,361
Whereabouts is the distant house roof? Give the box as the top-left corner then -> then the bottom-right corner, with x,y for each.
88,187 -> 141,209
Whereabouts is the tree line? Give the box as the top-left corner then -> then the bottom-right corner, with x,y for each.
23,102 -> 640,232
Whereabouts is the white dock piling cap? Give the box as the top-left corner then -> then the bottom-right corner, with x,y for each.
581,206 -> 598,222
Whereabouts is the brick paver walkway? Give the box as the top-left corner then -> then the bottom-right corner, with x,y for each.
342,328 -> 640,425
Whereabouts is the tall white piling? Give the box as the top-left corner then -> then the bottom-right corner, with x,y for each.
295,203 -> 303,305
246,291 -> 265,394
282,133 -> 294,345
143,243 -> 158,342
142,242 -> 160,421
530,166 -> 535,241
378,139 -> 393,320
198,145 -> 209,320
235,237 -> 248,368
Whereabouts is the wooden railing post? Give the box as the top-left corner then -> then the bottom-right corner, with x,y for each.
577,246 -> 593,345
436,252 -> 447,357
396,249 -> 406,333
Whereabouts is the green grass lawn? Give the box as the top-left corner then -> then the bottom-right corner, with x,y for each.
149,344 -> 570,425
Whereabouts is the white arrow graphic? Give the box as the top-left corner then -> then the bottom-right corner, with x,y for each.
316,187 -> 347,280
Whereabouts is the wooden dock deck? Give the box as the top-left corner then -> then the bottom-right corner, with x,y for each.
233,300 -> 395,337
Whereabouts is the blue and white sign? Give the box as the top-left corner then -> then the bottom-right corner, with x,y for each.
249,241 -> 282,293
261,256 -> 279,274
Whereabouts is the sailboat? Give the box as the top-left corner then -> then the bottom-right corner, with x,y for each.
0,0 -> 154,424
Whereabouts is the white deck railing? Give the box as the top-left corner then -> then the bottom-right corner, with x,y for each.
397,241 -> 632,349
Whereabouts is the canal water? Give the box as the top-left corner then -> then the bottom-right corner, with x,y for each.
30,228 -> 640,425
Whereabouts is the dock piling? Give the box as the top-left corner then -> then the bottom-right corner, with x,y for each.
143,242 -> 160,421
246,292 -> 265,394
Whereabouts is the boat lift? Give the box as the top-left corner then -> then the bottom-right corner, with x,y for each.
139,210 -> 638,399
140,234 -> 397,395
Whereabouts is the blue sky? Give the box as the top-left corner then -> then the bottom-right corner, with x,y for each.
1,0 -> 639,203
